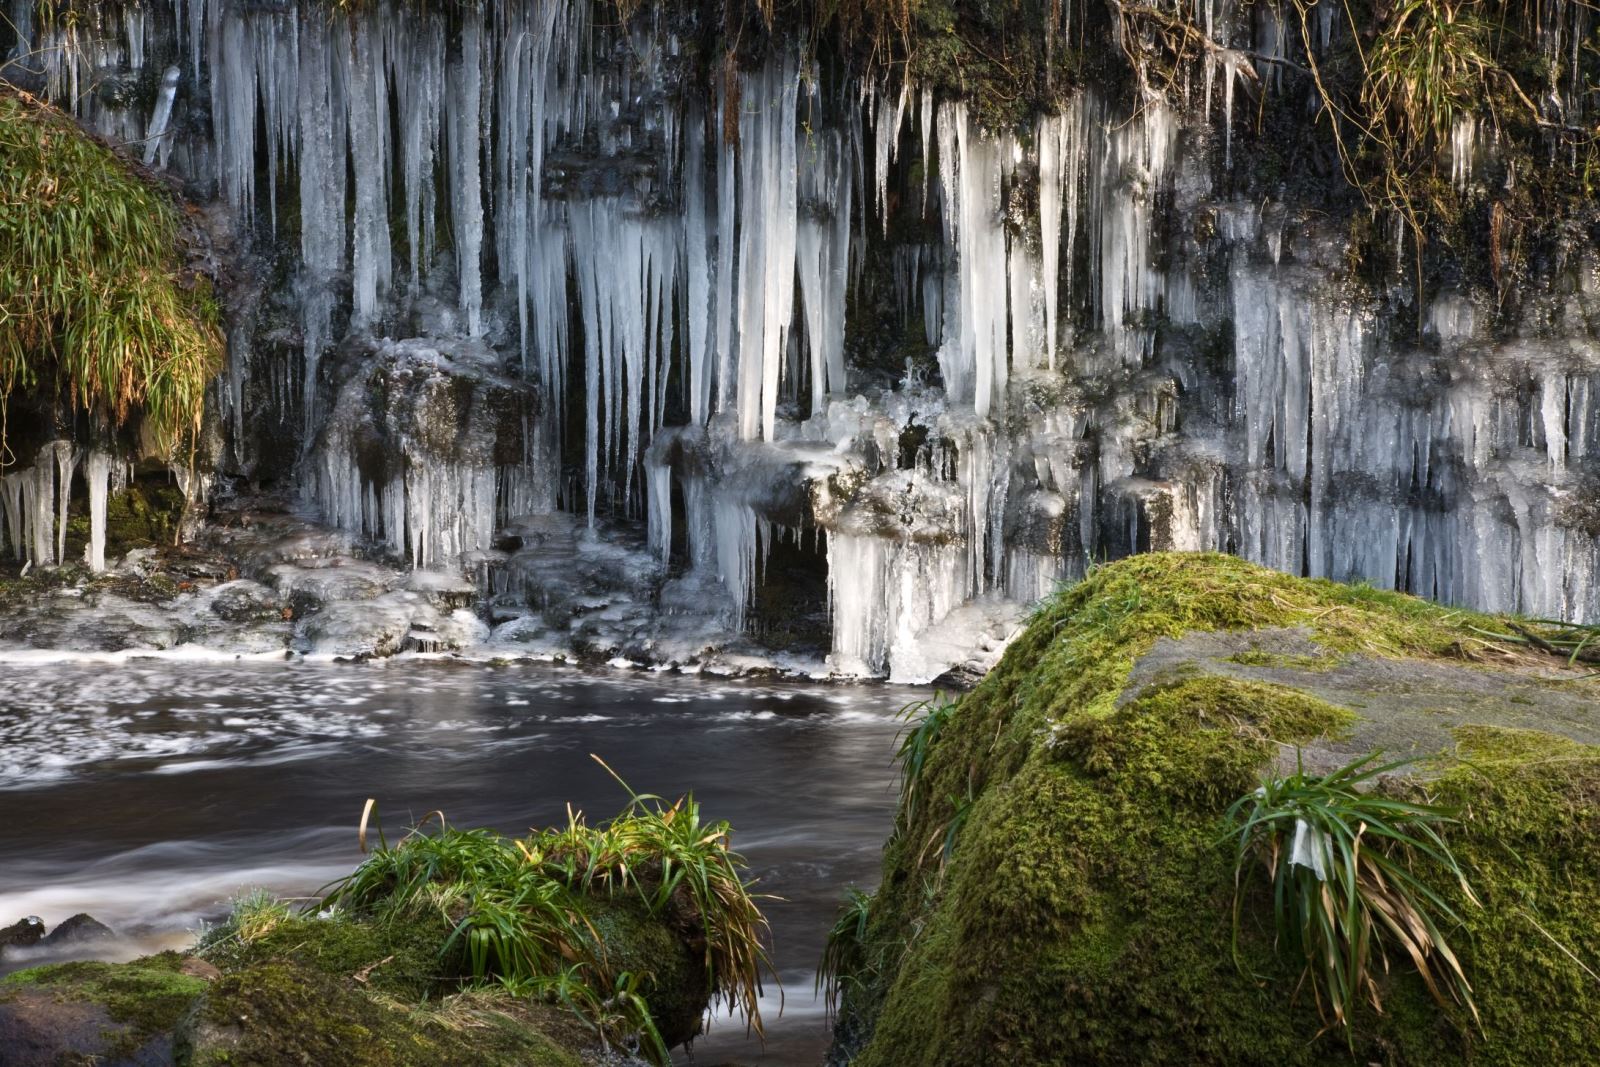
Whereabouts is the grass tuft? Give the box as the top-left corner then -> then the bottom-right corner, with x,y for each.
0,85 -> 220,461
1226,751 -> 1480,1044
319,766 -> 770,1063
817,887 -> 873,1022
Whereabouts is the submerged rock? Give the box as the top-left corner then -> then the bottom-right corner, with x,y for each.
832,552 -> 1600,1066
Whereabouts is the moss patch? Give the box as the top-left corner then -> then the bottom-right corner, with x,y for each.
61,479 -> 190,560
199,910 -> 460,1001
0,951 -> 207,1057
191,961 -> 586,1067
836,552 -> 1600,1066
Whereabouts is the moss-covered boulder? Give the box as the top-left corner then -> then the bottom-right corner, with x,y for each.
831,552 -> 1600,1066
0,905 -> 683,1067
0,928 -> 596,1067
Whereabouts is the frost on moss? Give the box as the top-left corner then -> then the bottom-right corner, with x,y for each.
835,552 -> 1600,1066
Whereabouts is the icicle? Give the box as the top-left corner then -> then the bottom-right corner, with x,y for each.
86,451 -> 111,572
684,106 -> 715,424
296,15 -> 347,431
734,51 -> 802,442
1451,115 -> 1475,192
795,118 -> 853,413
713,495 -> 766,631
935,102 -> 1009,416
873,81 -> 908,235
1223,53 -> 1236,168
1038,113 -> 1063,370
24,446 -> 56,567
1094,98 -> 1176,364
0,472 -> 23,560
346,16 -> 393,330
568,200 -> 682,524
646,455 -> 673,561
827,530 -> 970,679
919,87 -> 935,214
142,65 -> 180,167
713,130 -> 738,416
450,10 -> 485,336
53,442 -> 75,567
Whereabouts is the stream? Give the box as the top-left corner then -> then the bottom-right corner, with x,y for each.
0,659 -> 921,1064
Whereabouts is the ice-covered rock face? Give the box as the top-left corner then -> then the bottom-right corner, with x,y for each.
7,1 -> 1598,681
307,335 -> 549,571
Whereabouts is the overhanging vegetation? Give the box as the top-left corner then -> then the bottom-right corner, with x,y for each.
0,85 -> 220,463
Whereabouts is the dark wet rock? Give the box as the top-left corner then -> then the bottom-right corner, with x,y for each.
0,917 -> 45,956
0,955 -> 203,1066
0,984 -> 170,1066
206,578 -> 283,623
42,913 -> 116,948
927,662 -> 985,691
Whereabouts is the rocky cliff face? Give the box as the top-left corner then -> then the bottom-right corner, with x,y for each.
3,1 -> 1597,678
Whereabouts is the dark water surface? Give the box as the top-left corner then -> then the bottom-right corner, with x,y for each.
0,659 -> 920,1064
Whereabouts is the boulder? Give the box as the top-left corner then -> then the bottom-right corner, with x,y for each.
0,916 -> 44,957
42,912 -> 116,948
832,553 -> 1600,1067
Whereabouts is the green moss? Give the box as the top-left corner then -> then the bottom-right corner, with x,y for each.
200,911 -> 460,1000
839,552 -> 1600,1066
0,918 -> 593,1066
905,553 -> 1505,811
0,951 -> 207,1054
193,962 -> 585,1067
583,893 -> 709,1048
856,674 -> 1356,1065
1225,649 -> 1344,671
60,479 -> 189,561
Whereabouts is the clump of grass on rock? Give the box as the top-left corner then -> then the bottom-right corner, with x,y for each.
1,775 -> 767,1066
308,767 -> 770,1062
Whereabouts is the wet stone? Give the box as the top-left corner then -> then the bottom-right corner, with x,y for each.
178,957 -> 222,982
0,917 -> 45,957
41,914 -> 115,948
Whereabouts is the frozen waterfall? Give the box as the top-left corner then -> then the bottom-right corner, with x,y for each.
5,0 -> 1597,681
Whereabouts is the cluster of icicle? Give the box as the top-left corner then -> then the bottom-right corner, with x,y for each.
0,445 -> 122,574
14,0 -> 1599,679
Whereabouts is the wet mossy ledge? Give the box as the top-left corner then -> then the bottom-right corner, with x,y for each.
827,552 -> 1600,1066
0,789 -> 769,1066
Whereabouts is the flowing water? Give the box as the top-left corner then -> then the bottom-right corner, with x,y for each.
0,660 -> 921,1064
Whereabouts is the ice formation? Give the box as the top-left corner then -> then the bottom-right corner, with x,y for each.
0,1 -> 1596,680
